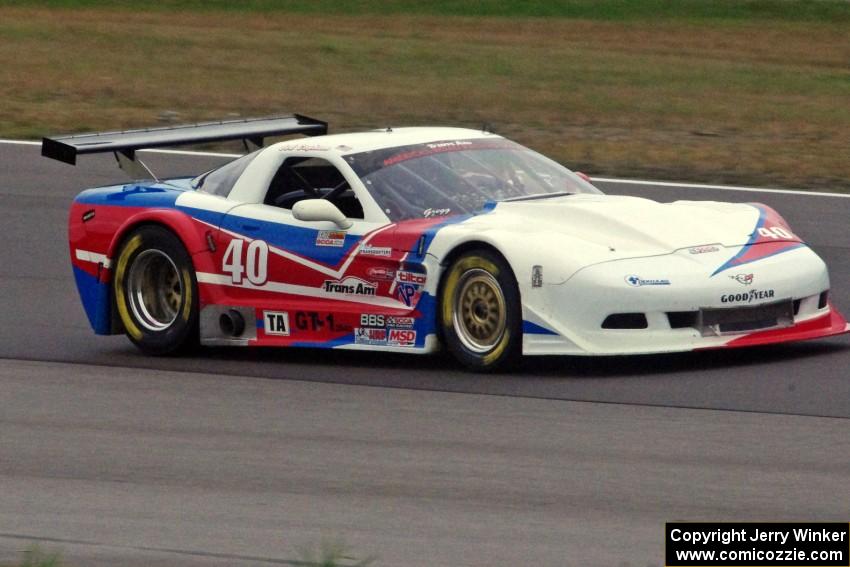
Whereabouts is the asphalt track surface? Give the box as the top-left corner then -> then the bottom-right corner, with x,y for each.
0,143 -> 848,566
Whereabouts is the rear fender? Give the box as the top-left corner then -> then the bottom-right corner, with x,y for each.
78,209 -> 216,335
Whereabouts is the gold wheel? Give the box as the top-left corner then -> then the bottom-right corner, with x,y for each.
113,226 -> 198,355
126,248 -> 183,332
452,268 -> 507,353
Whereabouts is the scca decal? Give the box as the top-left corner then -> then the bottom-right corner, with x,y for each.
386,316 -> 415,328
316,230 -> 346,247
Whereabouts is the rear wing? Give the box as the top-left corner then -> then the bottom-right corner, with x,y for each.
41,114 -> 327,179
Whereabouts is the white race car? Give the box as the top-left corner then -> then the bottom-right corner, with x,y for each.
45,115 -> 849,370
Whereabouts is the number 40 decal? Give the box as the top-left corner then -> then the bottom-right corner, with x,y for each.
222,239 -> 268,285
758,226 -> 795,240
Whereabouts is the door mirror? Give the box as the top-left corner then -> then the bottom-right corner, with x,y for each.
292,199 -> 353,229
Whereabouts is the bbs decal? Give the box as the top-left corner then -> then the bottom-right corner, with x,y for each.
360,314 -> 385,327
222,239 -> 268,285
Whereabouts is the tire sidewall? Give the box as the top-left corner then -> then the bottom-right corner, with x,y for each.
113,226 -> 198,355
439,250 -> 521,371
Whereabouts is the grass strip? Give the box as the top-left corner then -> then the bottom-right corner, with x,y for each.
1,5 -> 848,190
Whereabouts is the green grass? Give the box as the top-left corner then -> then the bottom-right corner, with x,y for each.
10,546 -> 62,567
1,4 -> 849,190
7,0 -> 850,22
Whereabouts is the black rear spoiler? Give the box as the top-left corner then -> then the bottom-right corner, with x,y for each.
41,113 -> 327,172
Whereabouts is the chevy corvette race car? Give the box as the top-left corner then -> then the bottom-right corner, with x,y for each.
43,115 -> 849,370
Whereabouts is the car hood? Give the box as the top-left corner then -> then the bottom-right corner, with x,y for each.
464,194 -> 770,257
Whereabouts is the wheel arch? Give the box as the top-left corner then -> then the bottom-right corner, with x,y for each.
435,239 -> 521,340
106,209 -> 209,260
437,240 -> 518,294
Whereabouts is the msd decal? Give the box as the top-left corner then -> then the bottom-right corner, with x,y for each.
388,328 -> 416,347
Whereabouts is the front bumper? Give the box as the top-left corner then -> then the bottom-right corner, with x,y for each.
521,245 -> 850,355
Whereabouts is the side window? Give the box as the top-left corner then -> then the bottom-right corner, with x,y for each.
264,157 -> 364,219
193,150 -> 260,197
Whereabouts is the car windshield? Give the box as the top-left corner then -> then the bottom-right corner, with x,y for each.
344,138 -> 601,221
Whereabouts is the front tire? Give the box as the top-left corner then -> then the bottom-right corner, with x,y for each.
439,250 -> 521,371
112,226 -> 198,355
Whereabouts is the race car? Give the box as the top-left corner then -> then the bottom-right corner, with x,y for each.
43,115 -> 849,371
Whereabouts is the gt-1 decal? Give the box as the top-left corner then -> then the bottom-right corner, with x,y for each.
263,311 -> 290,335
222,239 -> 269,285
295,311 -> 352,333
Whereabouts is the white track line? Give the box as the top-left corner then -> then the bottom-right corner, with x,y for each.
592,176 -> 850,199
2,138 -> 847,198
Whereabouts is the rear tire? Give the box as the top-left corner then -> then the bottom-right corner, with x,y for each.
112,226 -> 199,355
439,249 -> 521,372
